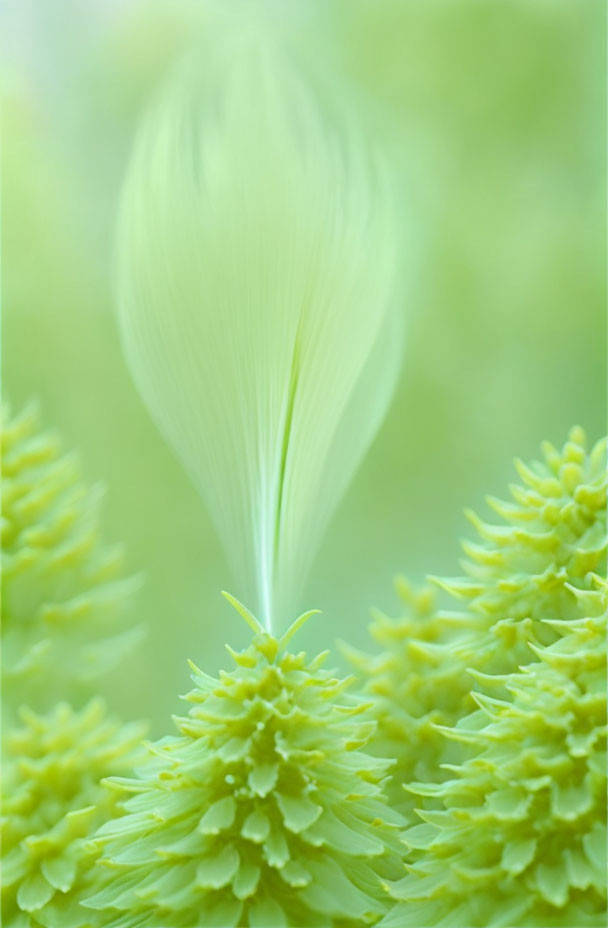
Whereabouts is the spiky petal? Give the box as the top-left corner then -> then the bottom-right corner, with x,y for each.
383,578 -> 607,928
343,580 -> 474,814
85,617 -> 405,927
1,405 -> 142,710
351,430 -> 607,817
436,427 -> 607,672
1,700 -> 146,928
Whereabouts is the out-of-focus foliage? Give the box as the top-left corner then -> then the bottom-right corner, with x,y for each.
384,580 -> 607,928
2,0 -> 605,728
343,581 -> 474,814
434,429 -> 607,668
0,405 -> 148,927
1,701 -> 145,928
85,612 -> 404,928
1,405 -> 142,712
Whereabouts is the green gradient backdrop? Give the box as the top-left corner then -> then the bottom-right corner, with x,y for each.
3,0 -> 605,731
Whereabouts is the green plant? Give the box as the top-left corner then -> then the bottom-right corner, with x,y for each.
354,429 -> 607,926
1,404 -> 142,710
84,599 -> 405,928
343,581 -> 473,814
1,700 -> 145,928
383,577 -> 607,927
436,426 -> 606,675
1,406 -> 147,928
352,429 -> 607,819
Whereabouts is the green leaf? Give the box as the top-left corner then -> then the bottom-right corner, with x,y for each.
280,859 -> 311,887
402,823 -> 440,850
501,837 -> 536,875
196,845 -> 239,889
551,780 -> 592,820
263,827 -> 290,868
486,788 -> 530,819
248,763 -> 279,797
1,847 -> 28,888
17,872 -> 55,912
218,736 -> 250,762
241,809 -> 270,843
536,860 -> 569,907
564,848 -> 594,890
40,854 -> 78,893
206,896 -> 243,927
198,796 -> 236,834
583,822 -> 607,874
276,794 -> 322,833
249,897 -> 288,928
232,860 -> 260,900
307,808 -> 384,856
302,856 -> 380,919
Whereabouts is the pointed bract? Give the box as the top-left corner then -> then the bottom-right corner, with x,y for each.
86,623 -> 405,927
1,701 -> 146,928
1,405 -> 143,711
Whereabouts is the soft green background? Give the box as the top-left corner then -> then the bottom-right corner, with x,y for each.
3,0 -> 605,732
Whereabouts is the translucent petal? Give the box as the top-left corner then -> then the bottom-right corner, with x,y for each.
248,762 -> 279,797
198,795 -> 236,834
40,855 -> 77,893
17,873 -> 55,913
276,794 -> 323,832
196,845 -> 239,889
116,39 -> 403,630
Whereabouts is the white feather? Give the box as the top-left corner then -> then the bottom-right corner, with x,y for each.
117,40 -> 404,631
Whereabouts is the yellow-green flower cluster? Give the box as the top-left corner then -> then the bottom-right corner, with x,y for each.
1,702 -> 145,928
355,429 -> 606,790
354,429 -> 606,925
384,578 -> 606,927
343,581 -> 474,812
1,405 -> 141,710
437,426 -> 606,676
85,617 -> 405,928
1,406 -> 146,928
4,401 -> 605,928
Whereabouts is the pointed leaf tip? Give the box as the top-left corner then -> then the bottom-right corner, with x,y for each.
279,608 -> 321,648
221,591 -> 266,635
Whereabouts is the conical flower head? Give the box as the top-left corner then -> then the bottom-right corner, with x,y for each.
436,427 -> 607,672
85,605 -> 405,927
343,580 -> 473,813
116,37 -> 403,630
1,405 -> 142,709
350,429 -> 607,829
1,700 -> 146,928
383,578 -> 607,928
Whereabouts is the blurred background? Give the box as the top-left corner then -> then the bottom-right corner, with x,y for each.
2,0 -> 605,732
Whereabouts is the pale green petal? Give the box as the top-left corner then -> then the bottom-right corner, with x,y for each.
117,40 -> 402,630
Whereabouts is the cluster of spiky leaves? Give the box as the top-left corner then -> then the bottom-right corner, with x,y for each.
343,580 -> 474,812
353,428 -> 607,926
1,405 -> 146,928
436,426 -> 607,675
1,701 -> 145,928
353,429 -> 607,808
84,606 -> 405,928
1,404 -> 141,709
383,577 -> 607,928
